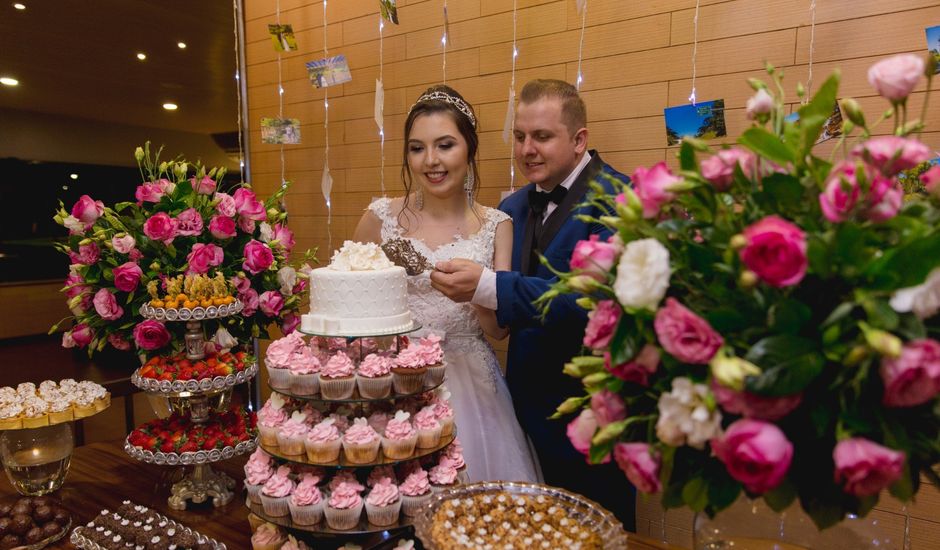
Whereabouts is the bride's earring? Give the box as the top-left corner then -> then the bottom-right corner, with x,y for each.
464,167 -> 474,207
415,187 -> 424,210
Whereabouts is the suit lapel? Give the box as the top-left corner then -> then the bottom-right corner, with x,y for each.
519,207 -> 539,275
537,151 -> 604,251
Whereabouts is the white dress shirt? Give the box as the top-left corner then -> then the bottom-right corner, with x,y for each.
470,152 -> 592,310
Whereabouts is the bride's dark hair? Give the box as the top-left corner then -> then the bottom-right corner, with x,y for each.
399,84 -> 481,229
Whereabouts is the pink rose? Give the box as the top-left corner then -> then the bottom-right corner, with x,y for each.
238,217 -> 256,234
281,312 -> 300,335
215,192 -> 237,217
231,275 -> 251,294
186,243 -> 224,275
654,298 -> 723,364
819,161 -> 862,222
700,148 -> 756,191
853,136 -> 931,176
613,443 -> 662,494
712,381 -> 802,421
143,212 -> 177,245
243,240 -> 274,275
632,162 -> 680,218
583,300 -> 621,350
112,262 -> 143,292
739,216 -> 807,287
259,290 -> 285,317
590,389 -> 626,427
272,224 -> 295,254
64,272 -> 89,300
175,208 -> 204,237
93,288 -> 124,321
712,419 -> 793,494
135,179 -> 172,203
73,243 -> 100,266
605,344 -> 660,386
880,339 -> 940,407
129,249 -> 143,262
132,320 -> 171,350
70,195 -> 104,230
111,234 -> 136,254
566,409 -> 609,464
107,332 -> 132,351
71,323 -> 94,348
234,188 -> 267,221
570,235 -> 622,280
61,331 -> 76,349
865,175 -> 903,223
745,89 -> 773,120
833,438 -> 905,497
921,165 -> 940,197
191,175 -> 217,195
867,54 -> 925,102
240,288 -> 260,316
209,215 -> 237,239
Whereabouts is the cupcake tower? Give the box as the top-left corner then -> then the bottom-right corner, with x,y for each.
248,330 -> 465,537
125,277 -> 258,510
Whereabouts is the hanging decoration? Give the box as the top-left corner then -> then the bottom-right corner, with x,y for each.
232,0 -> 246,182
375,3 -> 389,197
689,0 -> 700,104
502,0 -> 519,195
804,0 -> 817,104
321,0 -> 333,251
442,0 -> 450,83
575,0 -> 588,90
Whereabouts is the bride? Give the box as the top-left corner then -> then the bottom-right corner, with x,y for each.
354,85 -> 540,483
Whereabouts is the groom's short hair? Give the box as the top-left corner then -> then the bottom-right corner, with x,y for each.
519,79 -> 587,135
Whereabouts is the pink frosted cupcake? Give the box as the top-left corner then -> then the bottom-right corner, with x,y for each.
260,465 -> 294,517
365,477 -> 401,526
399,469 -> 431,517
289,345 -> 321,396
328,411 -> 351,432
324,481 -> 364,530
431,392 -> 455,437
428,457 -> 459,494
301,402 -> 324,425
391,346 -> 427,394
243,448 -> 274,504
414,406 -> 442,449
367,465 -> 396,488
266,332 -> 304,389
328,470 -> 364,494
257,393 -> 289,447
304,418 -> 342,463
342,418 -> 380,464
381,411 -> 417,459
288,473 -> 324,526
367,411 -> 391,435
319,351 -> 356,399
276,411 -> 309,456
251,522 -> 286,550
417,334 -> 446,387
356,353 -> 393,399
280,535 -> 311,550
443,438 -> 468,482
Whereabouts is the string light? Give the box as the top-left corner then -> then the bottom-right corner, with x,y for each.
506,0 -> 519,194
322,0 -> 333,252
575,0 -> 588,90
442,0 -> 448,83
804,0 -> 817,104
232,0 -> 247,182
275,0 -> 287,195
378,15 -> 386,197
689,0 -> 701,105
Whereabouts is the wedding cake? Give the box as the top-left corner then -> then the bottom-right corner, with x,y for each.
301,241 -> 412,336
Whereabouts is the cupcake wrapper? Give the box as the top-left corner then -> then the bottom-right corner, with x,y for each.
267,366 -> 291,390
392,371 -> 427,394
342,439 -> 381,464
439,416 -> 455,438
416,426 -> 442,449
259,425 -> 279,447
365,499 -> 402,526
290,372 -> 320,396
319,376 -> 356,400
356,374 -> 392,399
276,433 -> 305,456
288,499 -> 324,526
324,501 -> 364,530
260,493 -> 291,517
400,492 -> 431,517
304,437 -> 342,464
381,435 -> 417,459
246,482 -> 264,504
425,364 -> 446,387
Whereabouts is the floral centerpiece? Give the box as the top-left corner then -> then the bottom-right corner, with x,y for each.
542,54 -> 940,528
52,143 -> 313,358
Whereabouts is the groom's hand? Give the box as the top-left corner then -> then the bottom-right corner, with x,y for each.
430,259 -> 483,303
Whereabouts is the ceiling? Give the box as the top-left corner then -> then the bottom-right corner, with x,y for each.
0,0 -> 240,135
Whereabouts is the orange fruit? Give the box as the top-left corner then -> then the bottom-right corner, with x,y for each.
151,300 -> 165,308
165,301 -> 179,309
176,293 -> 188,301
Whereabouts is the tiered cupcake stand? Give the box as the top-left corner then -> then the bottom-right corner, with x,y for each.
249,324 -> 458,541
125,301 -> 258,510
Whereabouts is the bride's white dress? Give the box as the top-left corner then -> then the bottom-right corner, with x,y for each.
369,198 -> 540,483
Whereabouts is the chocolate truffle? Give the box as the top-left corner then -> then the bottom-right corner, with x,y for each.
51,507 -> 69,526
40,521 -> 61,539
0,534 -> 22,549
8,514 -> 31,535
33,505 -> 53,523
0,518 -> 9,536
24,526 -> 43,544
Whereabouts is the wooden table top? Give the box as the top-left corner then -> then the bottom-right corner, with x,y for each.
0,440 -> 679,549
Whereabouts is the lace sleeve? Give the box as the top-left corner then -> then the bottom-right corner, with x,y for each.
367,197 -> 402,242
474,207 -> 512,270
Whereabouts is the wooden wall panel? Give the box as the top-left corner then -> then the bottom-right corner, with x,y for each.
244,1 -> 940,542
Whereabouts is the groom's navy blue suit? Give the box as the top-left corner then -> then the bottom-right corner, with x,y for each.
495,151 -> 635,529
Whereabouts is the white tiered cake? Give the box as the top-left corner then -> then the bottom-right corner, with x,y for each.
301,241 -> 413,336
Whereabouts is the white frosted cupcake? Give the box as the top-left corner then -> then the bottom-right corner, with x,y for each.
289,345 -> 321,396
381,411 -> 417,460
365,477 -> 402,526
399,469 -> 432,517
356,353 -> 393,399
413,406 -> 442,449
288,473 -> 324,526
342,418 -> 380,464
276,411 -> 309,456
260,465 -> 294,517
304,418 -> 342,463
324,481 -> 364,530
319,352 -> 356,399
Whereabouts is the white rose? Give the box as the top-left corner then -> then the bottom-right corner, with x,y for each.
259,222 -> 274,243
211,327 -> 238,353
277,266 -> 297,295
330,241 -> 393,271
656,377 -> 722,449
890,267 -> 940,320
613,238 -> 670,310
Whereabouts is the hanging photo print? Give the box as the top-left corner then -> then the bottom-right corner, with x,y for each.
380,0 -> 399,25
305,55 -> 353,88
663,99 -> 727,146
261,117 -> 302,144
927,24 -> 940,74
268,24 -> 298,52
786,102 -> 844,144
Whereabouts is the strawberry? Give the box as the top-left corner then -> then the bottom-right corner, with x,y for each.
160,439 -> 175,453
158,372 -> 173,381
179,440 -> 198,453
222,435 -> 236,447
202,436 -> 219,450
145,436 -> 159,451
139,365 -> 156,378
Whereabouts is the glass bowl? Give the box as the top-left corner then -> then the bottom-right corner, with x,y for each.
412,481 -> 628,550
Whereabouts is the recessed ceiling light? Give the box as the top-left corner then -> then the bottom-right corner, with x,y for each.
61,185 -> 68,191
13,3 -> 25,10
162,102 -> 178,111
136,52 -> 147,61
0,77 -> 18,86
69,173 -> 78,180
177,42 -> 187,49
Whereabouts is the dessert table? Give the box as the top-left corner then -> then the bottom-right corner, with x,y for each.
0,440 -> 680,549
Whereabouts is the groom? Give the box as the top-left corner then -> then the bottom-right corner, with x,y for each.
431,79 -> 635,528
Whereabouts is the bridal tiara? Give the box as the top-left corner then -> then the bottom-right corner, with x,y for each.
408,91 -> 477,128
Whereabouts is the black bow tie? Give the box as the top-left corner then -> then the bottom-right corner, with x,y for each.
528,185 -> 568,217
